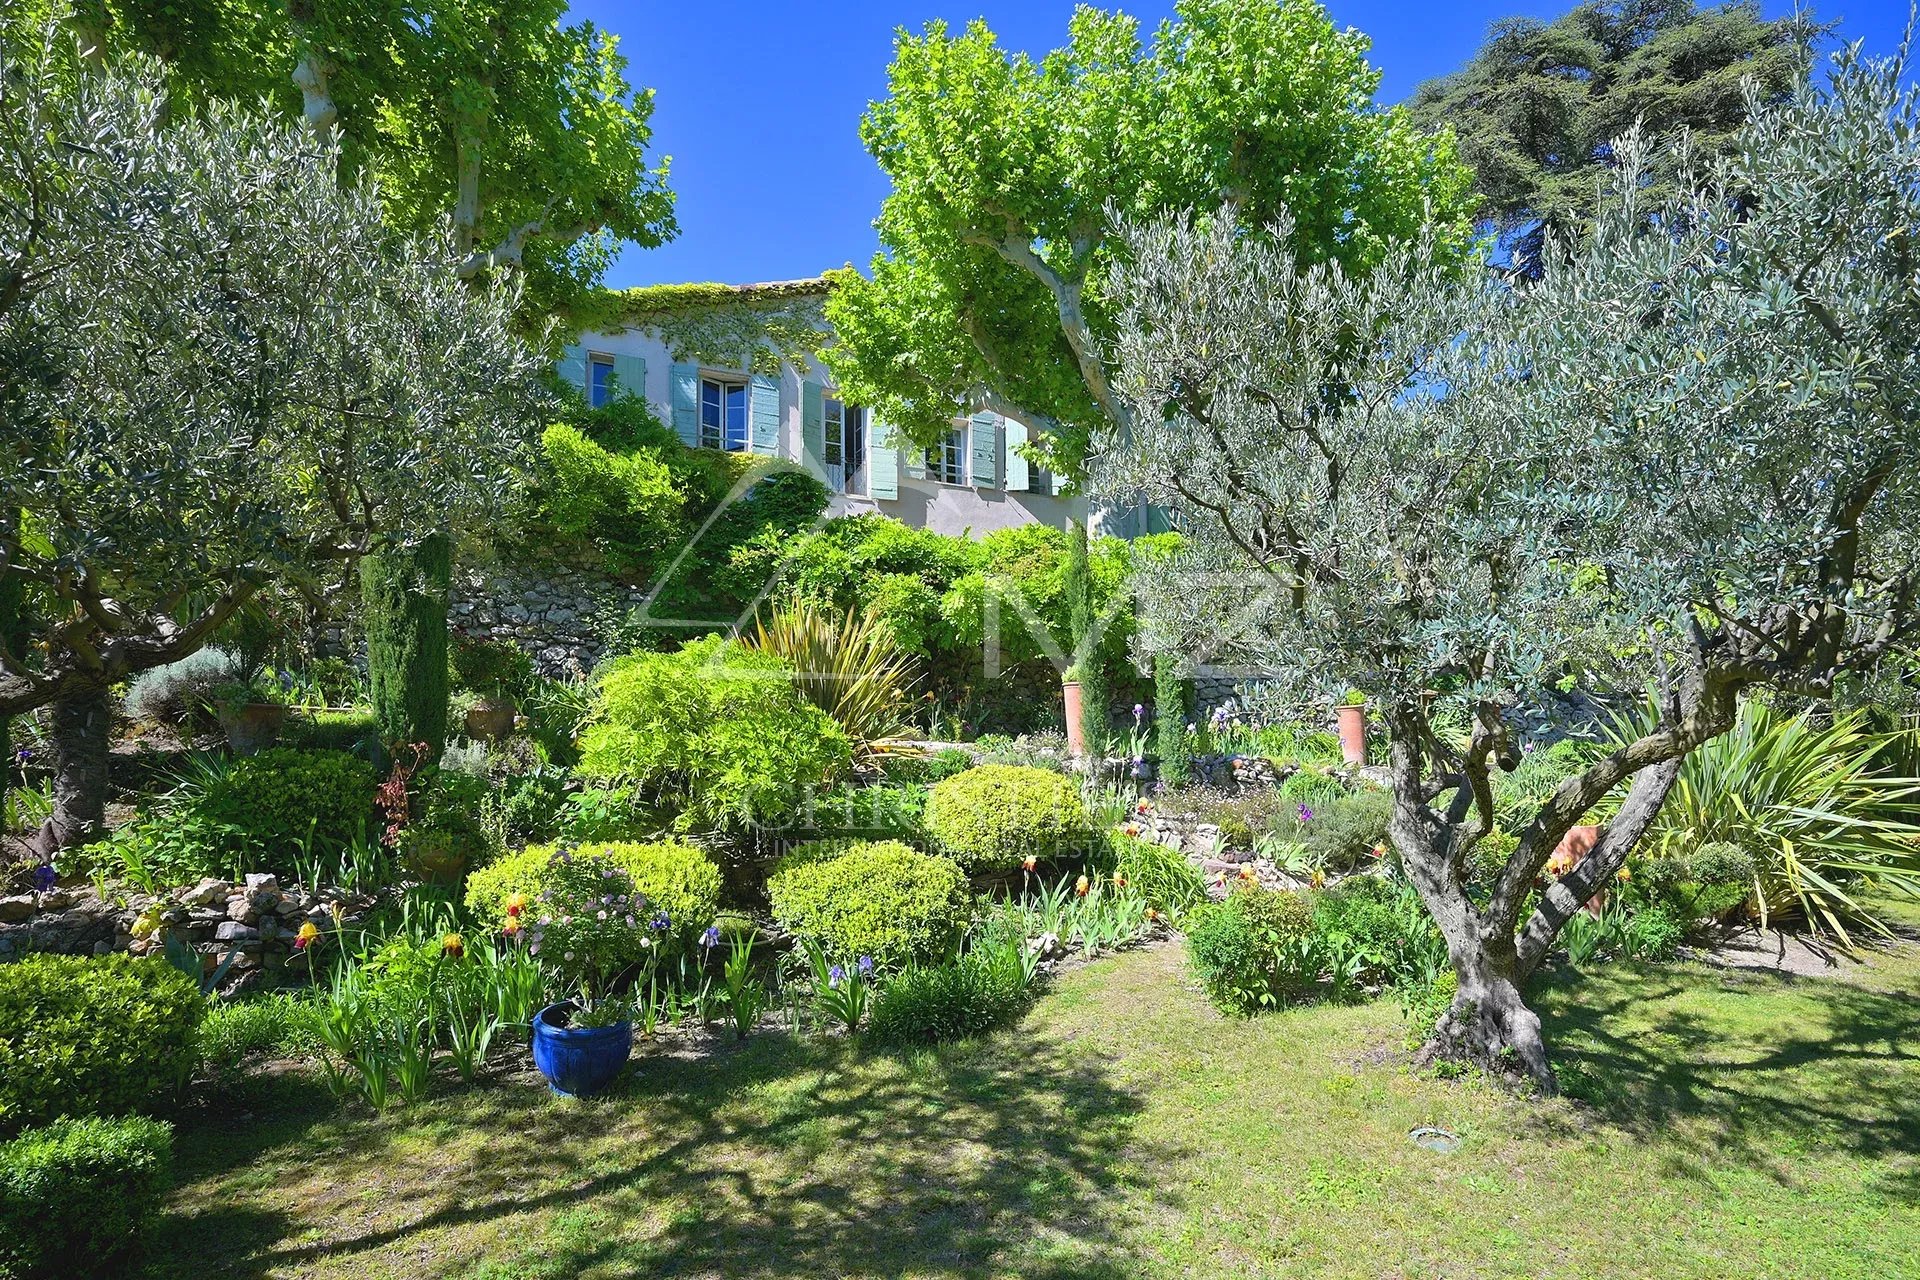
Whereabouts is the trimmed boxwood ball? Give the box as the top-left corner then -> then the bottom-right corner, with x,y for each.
767,840 -> 969,969
922,764 -> 1095,872
0,1114 -> 173,1279
0,955 -> 204,1134
466,840 -> 722,939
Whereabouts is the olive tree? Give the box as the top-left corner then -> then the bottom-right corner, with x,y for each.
1099,47 -> 1920,1091
0,40 -> 542,852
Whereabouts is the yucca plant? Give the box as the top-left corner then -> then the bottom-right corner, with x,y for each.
1603,698 -> 1920,947
748,596 -> 918,756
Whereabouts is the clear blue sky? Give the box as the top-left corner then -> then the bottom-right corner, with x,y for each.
568,0 -> 1915,288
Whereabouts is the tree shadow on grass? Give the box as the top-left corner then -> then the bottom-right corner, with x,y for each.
1530,963 -> 1920,1200
150,1019 -> 1150,1279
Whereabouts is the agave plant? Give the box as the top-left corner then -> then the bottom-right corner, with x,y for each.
1603,698 -> 1920,947
748,596 -> 918,756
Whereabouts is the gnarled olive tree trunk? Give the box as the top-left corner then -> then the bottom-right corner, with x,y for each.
31,683 -> 113,860
1381,681 -> 1728,1095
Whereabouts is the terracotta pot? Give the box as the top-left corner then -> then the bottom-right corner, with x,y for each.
403,832 -> 469,890
1335,704 -> 1369,766
219,702 -> 287,755
1062,681 -> 1086,757
465,700 -> 517,742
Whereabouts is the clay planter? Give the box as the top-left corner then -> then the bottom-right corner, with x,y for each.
219,703 -> 287,755
464,700 -> 517,742
403,832 -> 469,890
1335,704 -> 1369,766
1062,680 -> 1086,757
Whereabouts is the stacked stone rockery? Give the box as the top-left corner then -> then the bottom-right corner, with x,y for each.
0,875 -> 375,993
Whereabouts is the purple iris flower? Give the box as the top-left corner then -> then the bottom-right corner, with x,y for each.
1296,803 -> 1315,824
857,955 -> 874,978
650,911 -> 671,931
828,963 -> 845,990
31,863 -> 56,894
701,925 -> 721,948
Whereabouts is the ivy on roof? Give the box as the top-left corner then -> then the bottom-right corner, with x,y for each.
568,278 -> 837,377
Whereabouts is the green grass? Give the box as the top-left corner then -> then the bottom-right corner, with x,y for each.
144,931 -> 1920,1279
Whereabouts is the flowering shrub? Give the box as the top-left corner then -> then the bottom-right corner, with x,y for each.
468,839 -> 720,956
524,851 -> 663,1026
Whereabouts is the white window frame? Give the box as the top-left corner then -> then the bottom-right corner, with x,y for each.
699,375 -> 751,452
823,395 -> 867,495
926,422 -> 967,486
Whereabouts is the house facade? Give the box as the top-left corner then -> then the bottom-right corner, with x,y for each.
556,278 -> 1083,538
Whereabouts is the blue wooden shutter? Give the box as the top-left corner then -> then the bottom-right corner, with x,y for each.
969,412 -> 998,488
801,381 -> 826,478
557,344 -> 587,396
867,418 -> 898,499
610,354 -> 646,404
1004,419 -> 1030,492
749,374 -> 780,455
669,363 -> 700,446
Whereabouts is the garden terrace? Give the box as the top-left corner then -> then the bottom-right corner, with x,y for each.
145,928 -> 1920,1279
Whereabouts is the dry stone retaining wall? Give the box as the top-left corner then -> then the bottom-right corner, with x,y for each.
0,875 -> 374,994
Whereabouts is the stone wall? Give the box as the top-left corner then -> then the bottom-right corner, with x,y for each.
0,876 -> 375,995
449,557 -> 650,677
315,550 -> 652,679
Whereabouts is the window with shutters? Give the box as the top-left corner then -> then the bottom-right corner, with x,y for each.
823,396 -> 867,494
588,355 -> 616,408
699,377 -> 750,452
926,423 -> 967,485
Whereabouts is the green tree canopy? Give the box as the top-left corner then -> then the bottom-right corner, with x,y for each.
822,0 -> 1475,474
1408,0 -> 1816,275
20,0 -> 677,317
0,39 -> 542,846
1102,44 -> 1920,1089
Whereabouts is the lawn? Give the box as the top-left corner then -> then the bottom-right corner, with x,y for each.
148,935 -> 1920,1280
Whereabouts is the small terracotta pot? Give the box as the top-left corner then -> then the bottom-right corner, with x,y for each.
1062,681 -> 1085,757
465,700 -> 517,742
220,702 -> 287,755
1335,704 -> 1369,766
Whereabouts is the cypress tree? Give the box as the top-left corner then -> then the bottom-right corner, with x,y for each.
360,534 -> 452,760
1066,517 -> 1108,756
1153,651 -> 1190,787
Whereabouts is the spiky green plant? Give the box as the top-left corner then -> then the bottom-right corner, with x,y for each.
748,597 -> 917,756
1606,699 -> 1920,947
